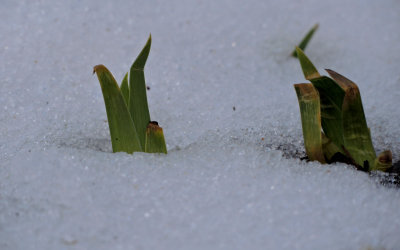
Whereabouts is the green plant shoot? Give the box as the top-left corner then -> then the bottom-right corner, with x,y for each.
294,47 -> 391,171
94,35 -> 167,154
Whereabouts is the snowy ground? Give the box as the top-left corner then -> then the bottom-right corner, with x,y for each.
1,0 -> 400,249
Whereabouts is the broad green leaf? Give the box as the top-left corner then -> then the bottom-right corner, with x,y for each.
296,47 -> 320,80
372,150 -> 392,172
292,23 -> 319,57
294,83 -> 326,163
145,121 -> 167,154
310,76 -> 345,150
327,70 -> 376,169
129,35 -> 152,150
120,73 -> 129,105
93,65 -> 142,154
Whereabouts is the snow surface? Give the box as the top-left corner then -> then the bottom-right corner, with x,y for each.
1,0 -> 400,249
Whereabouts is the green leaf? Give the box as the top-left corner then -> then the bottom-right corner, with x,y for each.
93,65 -> 142,154
145,121 -> 167,154
292,24 -> 319,57
327,69 -> 376,169
296,47 -> 320,80
129,34 -> 152,150
309,76 -> 345,150
297,49 -> 345,150
120,73 -> 129,105
294,83 -> 326,163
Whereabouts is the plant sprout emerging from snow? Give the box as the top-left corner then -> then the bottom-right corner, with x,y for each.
291,23 -> 319,57
294,47 -> 391,172
93,35 -> 167,154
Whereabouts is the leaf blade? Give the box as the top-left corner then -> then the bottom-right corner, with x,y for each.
120,73 -> 129,105
93,65 -> 142,153
310,76 -> 345,149
129,35 -> 152,150
294,83 -> 326,163
297,50 -> 345,150
327,69 -> 376,169
296,47 -> 320,80
292,23 -> 319,57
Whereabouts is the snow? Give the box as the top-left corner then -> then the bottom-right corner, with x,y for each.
1,0 -> 400,249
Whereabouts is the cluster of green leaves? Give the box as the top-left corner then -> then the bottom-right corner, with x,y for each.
93,35 -> 167,154
294,47 -> 392,171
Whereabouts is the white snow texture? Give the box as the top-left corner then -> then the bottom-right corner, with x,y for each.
1,0 -> 400,249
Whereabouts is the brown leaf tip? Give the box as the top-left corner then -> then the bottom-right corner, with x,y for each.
294,83 -> 319,101
325,69 -> 345,78
325,68 -> 358,90
149,121 -> 159,126
378,150 -> 393,164
93,64 -> 106,74
147,121 -> 163,133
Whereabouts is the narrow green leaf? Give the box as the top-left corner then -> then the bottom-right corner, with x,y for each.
120,73 -> 129,105
296,47 -> 320,80
294,83 -> 326,163
93,65 -> 142,154
328,69 -> 376,169
132,34 -> 152,69
372,150 -> 392,172
292,23 -> 319,57
129,35 -> 152,150
145,121 -> 167,154
297,51 -> 345,150
298,23 -> 319,50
